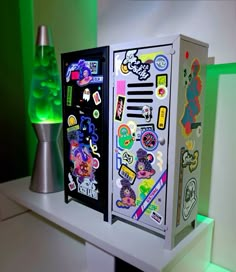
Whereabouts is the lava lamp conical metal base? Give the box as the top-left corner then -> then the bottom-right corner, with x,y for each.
30,123 -> 64,193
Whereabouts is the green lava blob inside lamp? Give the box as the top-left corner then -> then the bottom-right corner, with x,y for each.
28,25 -> 63,193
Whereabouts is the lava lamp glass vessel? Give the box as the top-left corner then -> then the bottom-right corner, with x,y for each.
28,25 -> 63,193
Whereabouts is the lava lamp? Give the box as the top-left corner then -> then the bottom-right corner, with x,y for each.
28,25 -> 63,193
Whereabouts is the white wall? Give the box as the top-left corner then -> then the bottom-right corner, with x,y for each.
98,0 -> 236,64
98,1 -> 236,271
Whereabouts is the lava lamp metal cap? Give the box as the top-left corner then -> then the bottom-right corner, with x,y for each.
36,25 -> 53,46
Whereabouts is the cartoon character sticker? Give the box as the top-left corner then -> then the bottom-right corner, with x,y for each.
120,50 -> 151,80
142,105 -> 153,122
182,149 -> 199,172
135,148 -> 155,179
116,179 -> 136,208
182,178 -> 197,220
181,59 -> 202,136
117,124 -> 135,149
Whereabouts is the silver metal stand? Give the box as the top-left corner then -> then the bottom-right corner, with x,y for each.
30,123 -> 64,193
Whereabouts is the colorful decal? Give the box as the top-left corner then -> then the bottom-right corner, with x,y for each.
150,211 -> 163,225
122,150 -> 134,165
77,177 -> 98,200
136,124 -> 155,141
68,173 -> 76,191
182,149 -> 199,172
156,151 -> 163,172
66,86 -> 72,106
115,96 -> 125,122
93,91 -> 101,105
132,170 -> 167,220
115,135 -> 123,170
185,140 -> 195,151
157,106 -> 167,130
176,148 -> 184,226
78,116 -> 98,148
136,179 -> 158,215
119,164 -> 136,184
181,59 -> 202,136
126,121 -> 137,135
156,74 -> 168,87
183,178 -> 197,220
93,109 -> 100,119
116,80 -> 126,96
121,50 -> 151,80
92,157 -> 100,169
67,115 -> 77,127
140,130 -> 159,151
142,105 -> 153,122
156,85 -> 168,100
83,88 -> 90,102
135,148 -> 155,179
116,179 -> 136,208
154,55 -> 169,71
118,124 -> 135,149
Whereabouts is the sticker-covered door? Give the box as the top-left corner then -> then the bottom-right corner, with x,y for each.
112,45 -> 172,231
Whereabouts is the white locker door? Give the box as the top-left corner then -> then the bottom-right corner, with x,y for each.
112,44 -> 173,232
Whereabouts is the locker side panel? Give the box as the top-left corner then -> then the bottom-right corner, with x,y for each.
174,39 -> 208,235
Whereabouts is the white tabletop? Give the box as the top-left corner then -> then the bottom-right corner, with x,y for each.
0,177 -> 213,272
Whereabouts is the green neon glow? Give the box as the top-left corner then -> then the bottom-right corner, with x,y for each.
28,45 -> 62,124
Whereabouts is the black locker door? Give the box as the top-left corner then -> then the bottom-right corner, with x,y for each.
61,46 -> 109,221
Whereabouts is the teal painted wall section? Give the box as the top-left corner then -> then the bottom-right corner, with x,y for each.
0,1 -> 33,182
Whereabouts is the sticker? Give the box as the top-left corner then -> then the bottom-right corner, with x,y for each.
77,177 -> 98,200
122,150 -> 134,165
181,59 -> 202,136
185,140 -> 195,151
93,157 -> 100,169
176,148 -> 184,226
118,124 -> 135,149
150,211 -> 163,225
66,86 -> 72,106
157,106 -> 167,130
136,179 -> 158,215
79,116 -> 98,147
68,173 -> 76,191
183,178 -> 197,220
156,151 -> 163,172
156,74 -> 168,87
71,71 -> 80,80
140,130 -> 159,151
154,54 -> 169,71
132,170 -> 167,220
93,109 -> 100,119
116,179 -> 136,208
182,149 -> 199,172
121,49 -> 151,80
116,80 -> 126,96
135,148 -> 155,179
90,76 -> 103,84
142,105 -> 153,122
127,121 -> 137,134
118,164 -> 136,184
115,135 -> 123,170
83,88 -> 91,101
146,153 -> 154,164
115,96 -> 125,122
136,124 -> 155,141
156,85 -> 168,100
93,91 -> 101,105
67,115 -> 77,127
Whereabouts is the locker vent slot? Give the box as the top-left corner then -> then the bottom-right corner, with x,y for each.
127,98 -> 153,103
127,91 -> 153,95
127,82 -> 154,88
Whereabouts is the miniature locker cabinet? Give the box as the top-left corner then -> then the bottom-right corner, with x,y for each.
108,34 -> 208,249
61,34 -> 208,249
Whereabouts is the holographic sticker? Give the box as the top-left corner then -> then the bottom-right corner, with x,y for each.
140,130 -> 159,151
